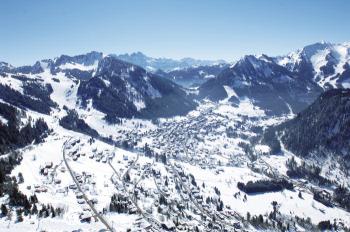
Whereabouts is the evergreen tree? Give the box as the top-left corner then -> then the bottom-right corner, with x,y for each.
16,209 -> 23,222
298,191 -> 303,199
17,172 -> 24,183
1,204 -> 8,217
31,204 -> 38,215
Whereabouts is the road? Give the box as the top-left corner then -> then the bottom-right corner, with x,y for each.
108,157 -> 163,232
62,138 -> 115,232
152,174 -> 211,231
170,162 -> 241,231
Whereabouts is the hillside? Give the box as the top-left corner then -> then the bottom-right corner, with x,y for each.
0,54 -> 197,120
277,89 -> 350,159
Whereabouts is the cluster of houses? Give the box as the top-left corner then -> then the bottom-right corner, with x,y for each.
53,107 -> 252,230
28,162 -> 60,193
67,145 -> 115,164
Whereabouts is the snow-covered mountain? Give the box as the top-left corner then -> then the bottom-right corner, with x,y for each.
0,62 -> 14,73
199,54 -> 322,115
0,53 -> 197,120
2,51 -> 103,79
155,63 -> 229,87
114,51 -> 226,72
276,41 -> 350,88
199,42 -> 350,115
78,55 -> 197,119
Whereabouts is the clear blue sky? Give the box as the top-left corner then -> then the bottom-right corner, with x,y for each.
1,0 -> 349,66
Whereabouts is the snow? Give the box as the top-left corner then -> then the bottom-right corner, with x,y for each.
215,97 -> 265,118
4,129 -> 143,231
145,66 -> 156,71
223,85 -> 238,99
133,99 -> 146,111
342,80 -> 350,89
1,47 -> 350,230
0,74 -> 24,93
59,61 -> 98,71
307,50 -> 327,74
81,104 -> 156,140
1,90 -> 349,230
279,42 -> 350,88
254,145 -> 270,154
101,77 -> 111,87
36,70 -> 79,110
0,115 -> 8,125
0,213 -> 138,232
183,156 -> 350,226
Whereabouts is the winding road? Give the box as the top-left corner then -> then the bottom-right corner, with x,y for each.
62,138 -> 115,232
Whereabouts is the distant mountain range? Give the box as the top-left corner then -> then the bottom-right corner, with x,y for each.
0,41 -> 349,119
154,63 -> 229,88
114,51 -> 226,72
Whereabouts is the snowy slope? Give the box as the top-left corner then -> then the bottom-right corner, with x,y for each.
276,42 -> 350,88
0,53 -> 197,119
0,46 -> 350,231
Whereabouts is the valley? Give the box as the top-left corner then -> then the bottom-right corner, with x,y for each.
2,94 -> 350,231
0,42 -> 350,231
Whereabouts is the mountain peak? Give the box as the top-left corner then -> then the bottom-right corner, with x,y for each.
55,51 -> 103,67
95,55 -> 144,77
233,55 -> 274,74
298,42 -> 332,59
114,52 -> 227,72
0,61 -> 14,72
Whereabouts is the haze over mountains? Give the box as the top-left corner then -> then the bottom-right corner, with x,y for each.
115,52 -> 226,72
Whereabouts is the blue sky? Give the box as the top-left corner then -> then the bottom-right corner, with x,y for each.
0,0 -> 349,66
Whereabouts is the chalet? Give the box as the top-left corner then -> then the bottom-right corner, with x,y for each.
108,153 -> 115,159
45,162 -> 53,168
83,206 -> 91,211
37,186 -> 48,193
234,222 -> 241,229
76,192 -> 84,199
56,188 -> 66,193
82,185 -> 89,191
129,206 -> 137,214
77,199 -> 85,204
